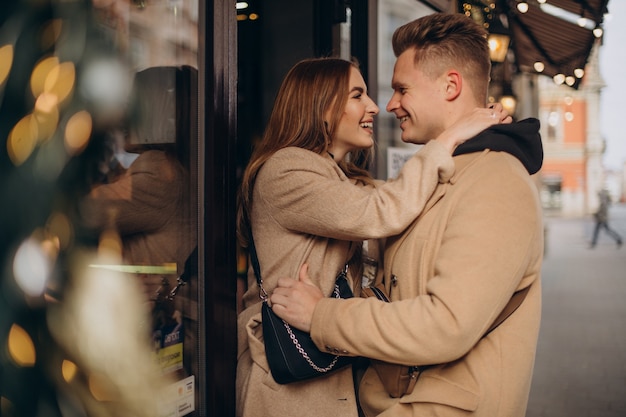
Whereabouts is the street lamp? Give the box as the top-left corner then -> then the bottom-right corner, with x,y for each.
487,15 -> 511,63
499,83 -> 517,116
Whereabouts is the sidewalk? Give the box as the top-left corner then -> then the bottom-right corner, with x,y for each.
525,204 -> 626,417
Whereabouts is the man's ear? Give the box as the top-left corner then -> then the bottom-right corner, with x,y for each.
443,70 -> 462,101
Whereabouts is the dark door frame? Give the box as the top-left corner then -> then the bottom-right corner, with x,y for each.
198,1 -> 238,416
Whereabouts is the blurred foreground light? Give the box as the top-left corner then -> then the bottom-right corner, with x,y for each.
62,359 -> 78,383
7,324 -> 36,367
31,56 -> 60,97
13,237 -> 51,297
44,61 -> 76,105
81,58 -> 131,116
64,110 -> 92,155
89,373 -> 118,402
34,93 -> 60,142
47,252 -> 170,416
0,44 -> 13,85
7,114 -> 38,166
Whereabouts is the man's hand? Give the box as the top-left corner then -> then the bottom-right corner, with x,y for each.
270,264 -> 323,333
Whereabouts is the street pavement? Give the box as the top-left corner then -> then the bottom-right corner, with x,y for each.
525,204 -> 626,417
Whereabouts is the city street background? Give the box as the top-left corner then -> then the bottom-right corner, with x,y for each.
526,204 -> 626,417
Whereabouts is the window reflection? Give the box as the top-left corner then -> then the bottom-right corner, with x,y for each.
88,0 -> 200,413
1,0 -> 200,415
376,0 -> 434,179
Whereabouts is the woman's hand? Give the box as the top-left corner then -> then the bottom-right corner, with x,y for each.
436,103 -> 512,154
270,264 -> 322,333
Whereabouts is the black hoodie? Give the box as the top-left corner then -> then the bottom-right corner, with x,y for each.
453,118 -> 543,175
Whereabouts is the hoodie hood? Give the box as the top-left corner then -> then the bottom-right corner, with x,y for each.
453,118 -> 543,175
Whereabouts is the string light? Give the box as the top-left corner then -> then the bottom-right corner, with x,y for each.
517,2 -> 529,14
553,74 -> 565,85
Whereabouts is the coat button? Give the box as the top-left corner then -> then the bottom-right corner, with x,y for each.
391,275 -> 398,286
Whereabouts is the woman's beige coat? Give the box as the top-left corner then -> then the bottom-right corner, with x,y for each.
311,148 -> 544,416
236,141 -> 455,417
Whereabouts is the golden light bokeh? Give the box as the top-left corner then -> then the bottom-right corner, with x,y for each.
64,110 -> 92,155
88,373 -> 118,402
44,61 -> 76,105
0,44 -> 13,86
34,93 -> 60,143
7,114 -> 39,166
30,56 -> 60,97
61,359 -> 78,383
7,324 -> 36,367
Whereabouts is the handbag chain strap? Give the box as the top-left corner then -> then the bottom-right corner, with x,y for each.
248,228 -> 347,372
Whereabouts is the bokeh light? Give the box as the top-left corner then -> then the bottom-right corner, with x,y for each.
80,58 -> 132,118
0,44 -> 13,85
44,61 -> 75,105
89,373 -> 118,402
7,114 -> 39,166
31,56 -> 60,97
13,237 -> 51,297
34,92 -> 60,142
7,324 -> 36,367
64,110 -> 92,155
61,359 -> 78,383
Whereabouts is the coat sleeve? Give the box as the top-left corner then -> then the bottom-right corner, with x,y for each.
310,154 -> 543,365
255,140 -> 454,241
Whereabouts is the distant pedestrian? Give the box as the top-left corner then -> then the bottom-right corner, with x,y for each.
590,189 -> 623,249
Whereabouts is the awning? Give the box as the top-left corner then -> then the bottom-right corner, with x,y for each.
499,0 -> 610,89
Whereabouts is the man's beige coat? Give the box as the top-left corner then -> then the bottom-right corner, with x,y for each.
312,148 -> 543,416
236,141 -> 455,417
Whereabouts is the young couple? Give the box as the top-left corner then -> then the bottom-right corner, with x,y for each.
237,12 -> 544,417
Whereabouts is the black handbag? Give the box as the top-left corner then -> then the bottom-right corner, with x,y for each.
248,236 -> 355,384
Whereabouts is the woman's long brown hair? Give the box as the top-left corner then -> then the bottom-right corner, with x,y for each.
237,57 -> 375,250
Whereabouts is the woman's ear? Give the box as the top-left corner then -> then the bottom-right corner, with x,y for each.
443,70 -> 462,101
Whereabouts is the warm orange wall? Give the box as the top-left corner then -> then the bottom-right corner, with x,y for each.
563,100 -> 586,145
542,160 -> 586,191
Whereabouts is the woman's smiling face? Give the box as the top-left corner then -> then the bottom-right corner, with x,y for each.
327,67 -> 379,161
